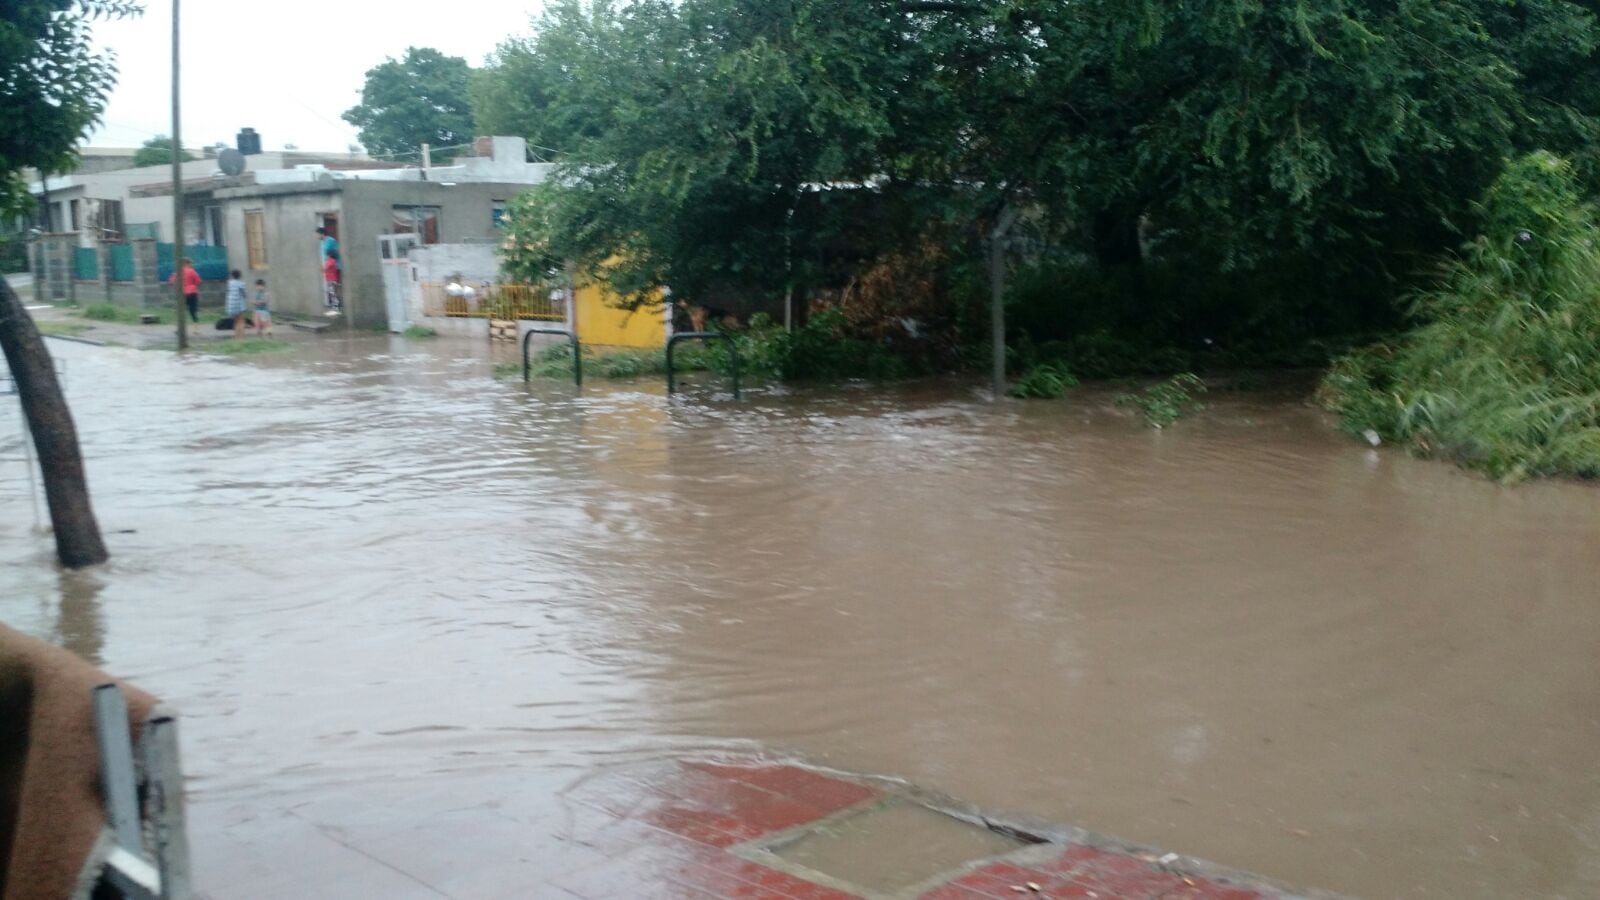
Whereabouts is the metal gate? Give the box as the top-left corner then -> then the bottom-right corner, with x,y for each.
378,234 -> 419,333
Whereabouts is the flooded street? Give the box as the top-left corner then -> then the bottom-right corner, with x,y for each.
3,336 -> 1598,898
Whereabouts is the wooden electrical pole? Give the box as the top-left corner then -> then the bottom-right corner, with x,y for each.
171,0 -> 187,349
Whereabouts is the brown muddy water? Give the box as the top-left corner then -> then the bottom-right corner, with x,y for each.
2,336 -> 1598,898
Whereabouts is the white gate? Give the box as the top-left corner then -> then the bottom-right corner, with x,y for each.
378,234 -> 419,333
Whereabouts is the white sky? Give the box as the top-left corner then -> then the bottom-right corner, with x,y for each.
85,0 -> 545,153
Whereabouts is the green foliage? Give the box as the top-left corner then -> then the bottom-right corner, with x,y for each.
36,320 -> 89,336
81,303 -> 122,321
1320,152 -> 1600,480
130,135 -> 194,168
78,303 -> 174,324
208,338 -> 291,356
725,310 -> 915,382
1,0 -> 141,214
344,47 -> 474,161
1119,373 -> 1207,428
513,342 -> 711,381
1009,361 -> 1078,399
402,325 -> 437,338
473,0 -> 1600,374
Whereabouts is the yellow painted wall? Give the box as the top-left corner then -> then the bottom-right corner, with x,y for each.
573,280 -> 667,349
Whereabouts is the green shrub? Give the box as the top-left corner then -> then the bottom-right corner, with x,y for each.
1118,373 -> 1206,428
1319,152 -> 1600,481
82,304 -> 122,321
402,325 -> 438,339
515,343 -> 712,381
1009,361 -> 1078,399
724,309 -> 915,382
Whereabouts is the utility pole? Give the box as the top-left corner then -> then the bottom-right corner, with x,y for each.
989,204 -> 1019,400
421,143 -> 432,181
171,0 -> 187,349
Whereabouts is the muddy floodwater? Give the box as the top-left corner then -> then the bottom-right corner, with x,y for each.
3,336 -> 1598,898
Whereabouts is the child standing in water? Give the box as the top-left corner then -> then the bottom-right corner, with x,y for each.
252,278 -> 272,337
225,269 -> 249,339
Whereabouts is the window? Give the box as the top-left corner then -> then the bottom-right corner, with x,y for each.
245,210 -> 267,269
203,205 -> 224,246
391,205 -> 441,245
99,200 -> 126,238
492,202 -> 508,229
69,200 -> 80,231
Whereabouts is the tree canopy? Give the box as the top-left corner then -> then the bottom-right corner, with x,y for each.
1,0 -> 138,210
344,47 -> 475,162
131,134 -> 195,168
477,0 -> 1600,353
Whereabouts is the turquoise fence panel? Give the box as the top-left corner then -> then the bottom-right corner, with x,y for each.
157,244 -> 228,283
74,247 -> 99,281
109,244 -> 135,281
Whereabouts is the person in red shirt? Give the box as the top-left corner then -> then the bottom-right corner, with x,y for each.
322,253 -> 341,315
168,258 -> 201,323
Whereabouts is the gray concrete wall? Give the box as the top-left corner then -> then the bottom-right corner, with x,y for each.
337,181 -> 516,329
220,189 -> 341,322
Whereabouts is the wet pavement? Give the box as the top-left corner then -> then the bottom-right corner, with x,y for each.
2,334 -> 1598,898
192,757 -> 1298,899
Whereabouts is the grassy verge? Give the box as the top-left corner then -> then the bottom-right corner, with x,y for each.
80,303 -> 177,325
36,321 -> 91,337
205,338 -> 292,356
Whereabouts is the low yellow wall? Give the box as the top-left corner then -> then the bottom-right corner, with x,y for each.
573,281 -> 666,349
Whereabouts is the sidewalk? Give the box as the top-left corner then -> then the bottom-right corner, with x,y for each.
23,301 -> 335,351
192,758 -> 1320,900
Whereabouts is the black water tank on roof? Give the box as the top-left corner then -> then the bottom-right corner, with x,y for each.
236,128 -> 262,156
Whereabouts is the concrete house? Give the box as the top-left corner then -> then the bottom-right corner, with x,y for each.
149,137 -> 553,328
29,136 -> 387,248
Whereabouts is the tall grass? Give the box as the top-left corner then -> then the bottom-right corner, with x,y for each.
1318,152 -> 1600,480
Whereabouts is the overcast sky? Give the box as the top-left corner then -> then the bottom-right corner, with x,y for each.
86,0 -> 545,153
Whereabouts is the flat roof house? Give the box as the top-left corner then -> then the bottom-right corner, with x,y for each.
133,137 -> 551,328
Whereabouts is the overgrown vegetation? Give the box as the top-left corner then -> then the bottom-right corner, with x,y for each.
402,325 -> 438,338
1320,153 -> 1600,480
1119,374 -> 1207,428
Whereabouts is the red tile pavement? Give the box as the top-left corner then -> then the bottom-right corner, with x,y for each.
552,759 -> 1299,900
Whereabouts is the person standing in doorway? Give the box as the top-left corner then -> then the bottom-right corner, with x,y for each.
316,226 -> 341,316
322,253 -> 341,315
168,257 -> 201,323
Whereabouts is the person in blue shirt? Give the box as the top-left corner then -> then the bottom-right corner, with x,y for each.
316,226 -> 339,267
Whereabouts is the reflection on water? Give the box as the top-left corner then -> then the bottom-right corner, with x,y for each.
2,335 -> 1598,898
54,570 -> 105,665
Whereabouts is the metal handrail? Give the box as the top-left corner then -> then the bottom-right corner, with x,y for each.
522,327 -> 582,387
666,332 -> 740,399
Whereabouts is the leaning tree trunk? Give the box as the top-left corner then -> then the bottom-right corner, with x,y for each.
0,277 -> 108,568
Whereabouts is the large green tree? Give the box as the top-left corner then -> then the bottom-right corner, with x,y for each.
479,0 -> 1600,363
344,47 -> 475,161
130,134 -> 194,168
0,0 -> 136,568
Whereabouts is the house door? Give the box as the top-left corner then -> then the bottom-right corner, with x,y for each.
378,233 -> 419,333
